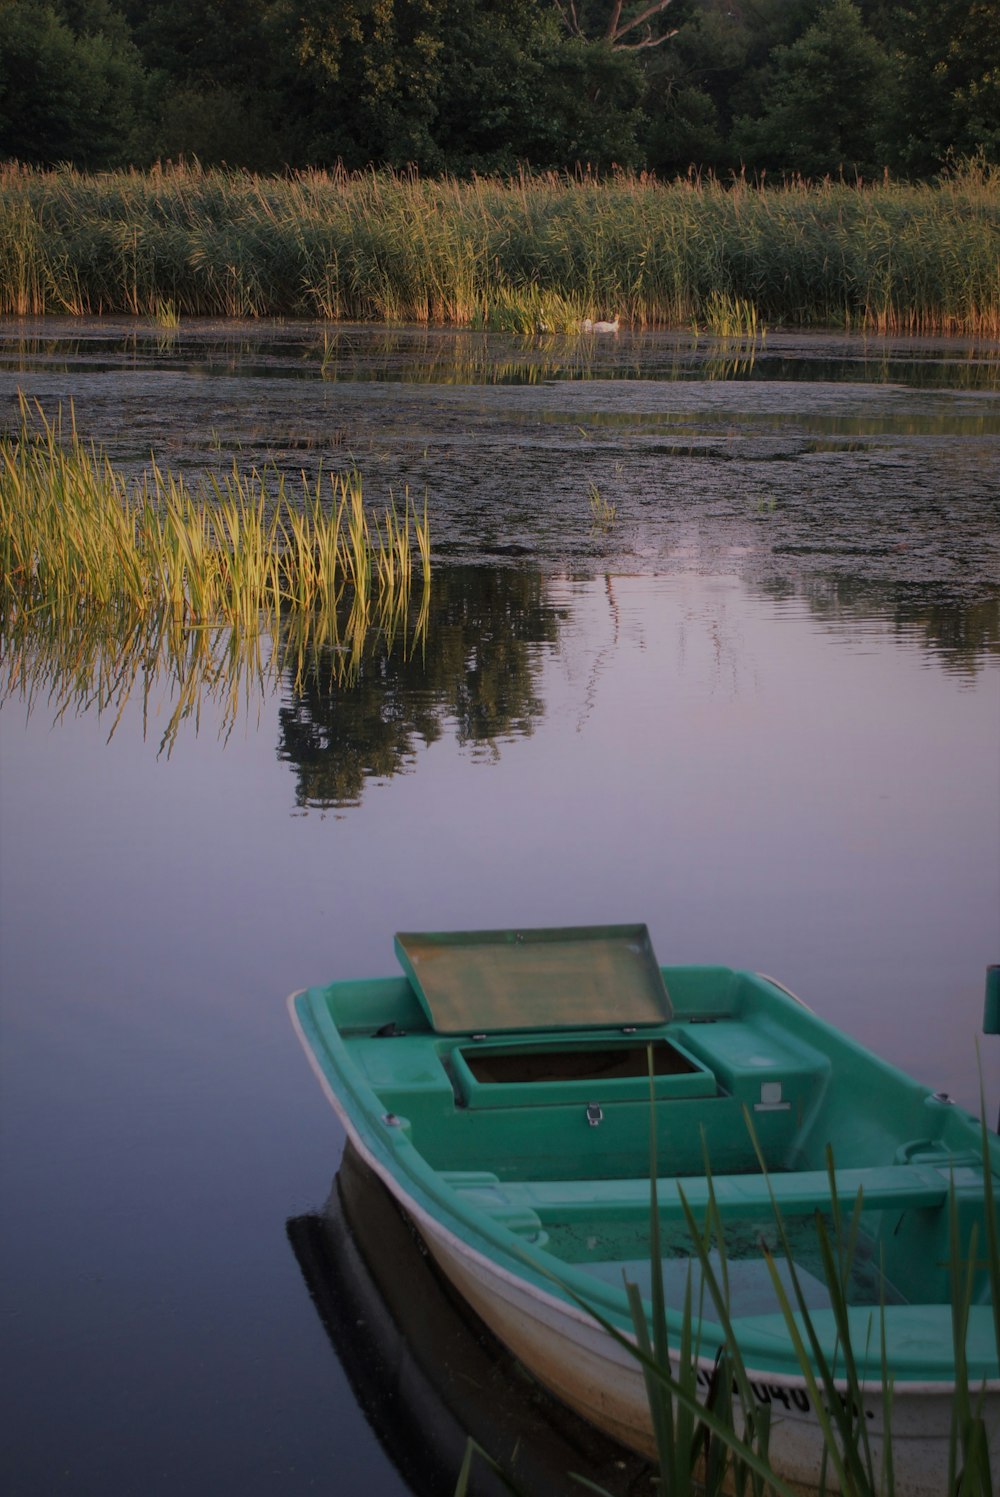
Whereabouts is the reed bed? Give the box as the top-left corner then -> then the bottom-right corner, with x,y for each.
1,162 -> 998,336
0,401 -> 430,639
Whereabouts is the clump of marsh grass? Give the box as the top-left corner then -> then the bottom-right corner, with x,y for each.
152,298 -> 180,329
319,331 -> 337,378
0,399 -> 431,635
698,290 -> 765,341
469,286 -> 589,335
588,482 -> 617,530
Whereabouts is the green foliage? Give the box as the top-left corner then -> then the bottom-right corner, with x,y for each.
893,0 -> 1000,175
0,0 -> 997,179
279,1 -> 643,174
640,0 -> 815,176
588,483 -> 616,530
455,1091 -> 999,1497
645,85 -> 724,179
0,0 -> 147,167
732,0 -> 893,181
699,291 -> 763,340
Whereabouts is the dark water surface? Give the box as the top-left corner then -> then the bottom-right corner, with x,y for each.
1,323 -> 999,1497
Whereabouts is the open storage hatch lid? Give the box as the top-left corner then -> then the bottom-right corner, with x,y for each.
394,924 -> 672,1034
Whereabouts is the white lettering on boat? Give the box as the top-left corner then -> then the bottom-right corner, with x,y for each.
689,1369 -> 874,1422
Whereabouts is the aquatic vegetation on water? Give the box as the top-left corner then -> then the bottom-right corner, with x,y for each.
0,400 -> 431,631
469,286 -> 590,335
1,162 -> 998,336
0,398 -> 432,751
152,298 -> 180,330
699,291 -> 765,341
588,482 -> 617,530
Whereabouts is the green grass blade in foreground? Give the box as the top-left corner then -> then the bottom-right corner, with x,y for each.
642,1045 -> 681,1482
976,1082 -> 1000,1492
978,1049 -> 1000,1359
877,1262 -> 896,1497
948,1181 -> 974,1494
670,1188 -> 785,1496
697,1145 -> 777,1497
453,1436 -> 531,1497
742,1113 -> 868,1495
625,1277 -> 676,1478
669,1140 -> 779,1487
808,1209 -> 880,1488
569,1282 -> 798,1497
642,1048 -> 752,1496
807,1147 -> 880,1486
525,1126 -> 799,1496
524,1209 -> 799,1496
947,1114 -> 997,1497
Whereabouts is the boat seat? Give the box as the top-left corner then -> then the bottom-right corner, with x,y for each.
440,1170 -> 549,1244
349,1035 -> 456,1096
464,1163 -> 959,1224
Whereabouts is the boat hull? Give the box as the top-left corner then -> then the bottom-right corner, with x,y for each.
407,1180 -> 998,1497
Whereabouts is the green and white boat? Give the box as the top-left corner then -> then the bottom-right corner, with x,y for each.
290,926 -> 999,1495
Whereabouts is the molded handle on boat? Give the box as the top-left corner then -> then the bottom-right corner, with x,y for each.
985,965 -> 1000,1035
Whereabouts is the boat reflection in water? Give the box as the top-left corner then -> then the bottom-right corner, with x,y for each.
287,1144 -> 653,1497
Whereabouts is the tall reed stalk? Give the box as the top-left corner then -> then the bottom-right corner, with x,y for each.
1,161 -> 998,335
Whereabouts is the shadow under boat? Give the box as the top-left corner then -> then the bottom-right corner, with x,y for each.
287,1143 -> 654,1497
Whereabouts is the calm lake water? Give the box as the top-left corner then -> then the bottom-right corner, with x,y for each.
1,323 -> 998,1496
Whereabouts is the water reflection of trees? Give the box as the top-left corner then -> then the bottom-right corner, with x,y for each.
0,588 -> 431,756
5,569 -> 994,813
1,567 -> 559,806
759,577 -> 1000,677
278,569 -> 557,810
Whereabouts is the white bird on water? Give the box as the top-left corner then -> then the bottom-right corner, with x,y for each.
580,316 -> 620,334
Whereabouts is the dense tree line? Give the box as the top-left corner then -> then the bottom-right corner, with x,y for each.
0,0 -> 997,179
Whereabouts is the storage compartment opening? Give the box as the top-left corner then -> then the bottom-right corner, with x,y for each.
461,1040 -> 699,1086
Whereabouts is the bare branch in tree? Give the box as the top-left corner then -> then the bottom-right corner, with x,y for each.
606,1 -> 626,41
555,1 -> 679,51
610,1 -> 679,50
553,3 -> 583,40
